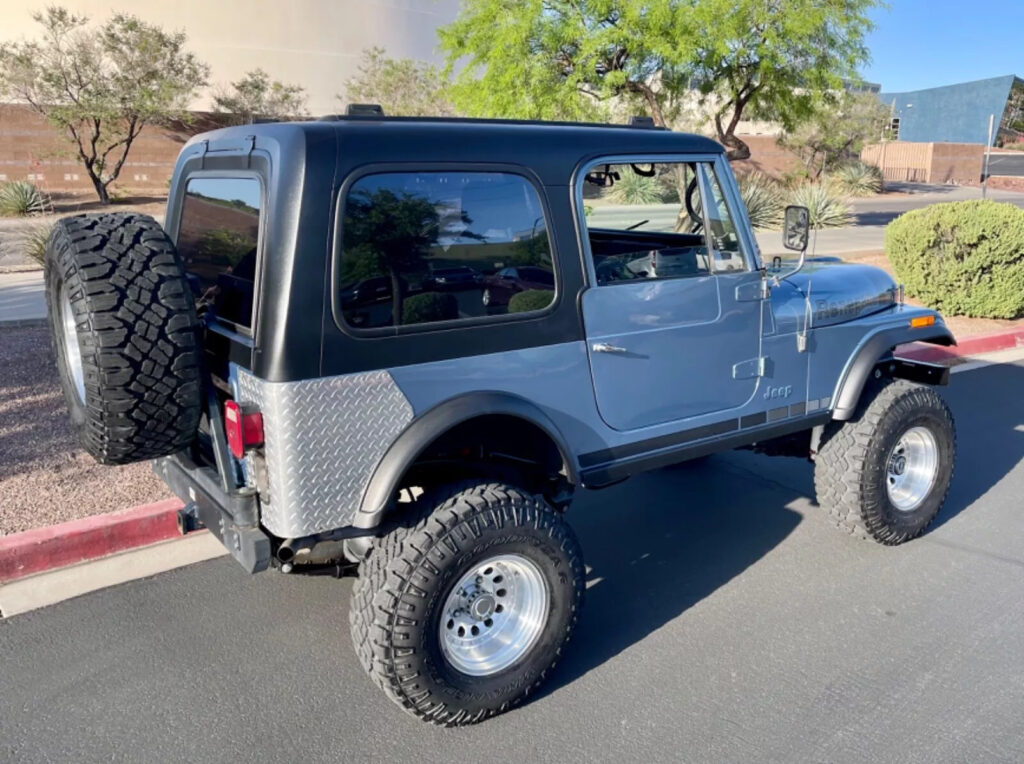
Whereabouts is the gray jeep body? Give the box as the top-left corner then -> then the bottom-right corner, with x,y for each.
152,116 -> 954,573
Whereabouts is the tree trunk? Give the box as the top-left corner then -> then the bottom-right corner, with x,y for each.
88,173 -> 111,205
718,131 -> 752,162
390,268 -> 405,326
626,81 -> 667,128
714,90 -> 756,162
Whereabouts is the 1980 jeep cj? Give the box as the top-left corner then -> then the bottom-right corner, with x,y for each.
45,113 -> 957,725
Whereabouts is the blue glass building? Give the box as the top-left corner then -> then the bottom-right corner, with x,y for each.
879,75 -> 1024,146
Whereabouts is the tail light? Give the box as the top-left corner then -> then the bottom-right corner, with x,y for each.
224,400 -> 264,459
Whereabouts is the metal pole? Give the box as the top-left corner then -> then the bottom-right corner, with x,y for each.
983,113 -> 994,198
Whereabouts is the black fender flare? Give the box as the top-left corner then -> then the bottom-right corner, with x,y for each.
832,323 -> 955,420
353,392 -> 579,530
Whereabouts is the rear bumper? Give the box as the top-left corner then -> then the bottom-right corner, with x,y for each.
153,453 -> 271,573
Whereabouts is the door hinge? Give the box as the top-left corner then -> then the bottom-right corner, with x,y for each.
733,357 -> 766,379
735,280 -> 767,302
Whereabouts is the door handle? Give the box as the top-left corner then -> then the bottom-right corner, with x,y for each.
592,342 -> 628,354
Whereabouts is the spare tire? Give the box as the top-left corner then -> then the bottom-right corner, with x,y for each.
44,213 -> 202,465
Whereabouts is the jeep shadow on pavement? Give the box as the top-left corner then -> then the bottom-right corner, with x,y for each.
44,107 -> 959,726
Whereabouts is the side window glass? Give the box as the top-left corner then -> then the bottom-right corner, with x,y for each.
339,172 -> 554,329
698,164 -> 748,273
582,160 -> 748,285
177,177 -> 261,330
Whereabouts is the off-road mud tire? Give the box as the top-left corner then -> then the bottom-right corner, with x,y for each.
44,213 -> 201,465
815,378 -> 955,545
350,480 -> 585,725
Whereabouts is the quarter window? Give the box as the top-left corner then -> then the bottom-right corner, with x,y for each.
339,172 -> 554,329
177,177 -> 261,330
581,160 -> 748,285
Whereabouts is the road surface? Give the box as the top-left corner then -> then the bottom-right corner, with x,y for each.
2,359 -> 1024,762
987,152 -> 1024,178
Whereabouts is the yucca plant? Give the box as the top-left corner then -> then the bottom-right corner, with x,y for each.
608,171 -> 665,205
834,162 -> 884,196
0,180 -> 51,217
788,183 -> 852,229
17,222 -> 55,266
737,172 -> 785,230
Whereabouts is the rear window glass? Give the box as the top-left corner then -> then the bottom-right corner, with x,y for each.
177,177 -> 261,330
339,171 -> 554,330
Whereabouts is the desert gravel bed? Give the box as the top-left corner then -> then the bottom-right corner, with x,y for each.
0,325 -> 171,537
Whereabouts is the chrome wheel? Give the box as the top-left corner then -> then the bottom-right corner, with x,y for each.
439,554 -> 549,677
481,288 -> 491,307
886,426 -> 939,511
60,285 -> 86,405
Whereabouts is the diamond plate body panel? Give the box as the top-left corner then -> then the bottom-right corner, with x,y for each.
236,369 -> 414,538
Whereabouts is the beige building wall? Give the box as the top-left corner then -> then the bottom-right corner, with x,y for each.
0,0 -> 463,114
861,142 -> 984,184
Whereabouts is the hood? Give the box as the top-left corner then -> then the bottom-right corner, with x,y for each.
769,259 -> 899,332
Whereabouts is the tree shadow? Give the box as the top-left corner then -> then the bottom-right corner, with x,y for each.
537,455 -> 803,699
852,210 -> 903,226
49,193 -> 167,215
883,182 -> 963,195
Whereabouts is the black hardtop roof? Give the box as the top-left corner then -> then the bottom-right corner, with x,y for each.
328,115 -> 723,157
191,116 -> 724,185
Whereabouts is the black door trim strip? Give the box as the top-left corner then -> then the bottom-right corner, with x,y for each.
580,412 -> 831,487
578,417 -> 738,468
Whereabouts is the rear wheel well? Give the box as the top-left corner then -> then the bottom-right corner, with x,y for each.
399,414 -> 571,498
349,414 -> 576,547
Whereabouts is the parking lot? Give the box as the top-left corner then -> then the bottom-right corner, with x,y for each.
1,358 -> 1023,762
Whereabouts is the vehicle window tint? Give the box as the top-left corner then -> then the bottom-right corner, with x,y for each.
177,177 -> 261,330
339,172 -> 554,329
582,161 -> 747,286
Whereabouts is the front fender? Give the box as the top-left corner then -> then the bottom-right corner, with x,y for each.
832,319 -> 955,420
353,391 -> 579,530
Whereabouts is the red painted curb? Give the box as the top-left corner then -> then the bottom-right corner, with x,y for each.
897,327 -> 1024,363
0,498 -> 184,584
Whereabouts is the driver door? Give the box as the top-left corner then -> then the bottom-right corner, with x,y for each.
581,158 -> 763,431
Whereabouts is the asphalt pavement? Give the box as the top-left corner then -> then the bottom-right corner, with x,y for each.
0,270 -> 46,323
987,152 -> 1024,178
2,359 -> 1023,763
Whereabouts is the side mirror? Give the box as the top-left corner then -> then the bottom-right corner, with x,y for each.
783,205 -> 810,253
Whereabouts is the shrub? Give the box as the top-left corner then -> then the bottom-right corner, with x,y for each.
0,181 -> 51,217
736,172 -> 785,230
608,171 -> 665,205
14,222 -> 55,266
885,200 -> 1024,318
401,291 -> 458,324
508,289 -> 553,314
834,162 -> 883,196
787,183 -> 852,228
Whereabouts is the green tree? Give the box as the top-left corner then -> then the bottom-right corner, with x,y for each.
439,0 -> 877,160
342,47 -> 454,117
780,91 -> 890,178
342,188 -> 441,325
0,6 -> 208,204
213,68 -> 308,124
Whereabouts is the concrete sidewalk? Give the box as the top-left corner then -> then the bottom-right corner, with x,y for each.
0,270 -> 45,324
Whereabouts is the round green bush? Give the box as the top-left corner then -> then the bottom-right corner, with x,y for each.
885,199 -> 1024,318
401,291 -> 458,325
508,289 -> 553,314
